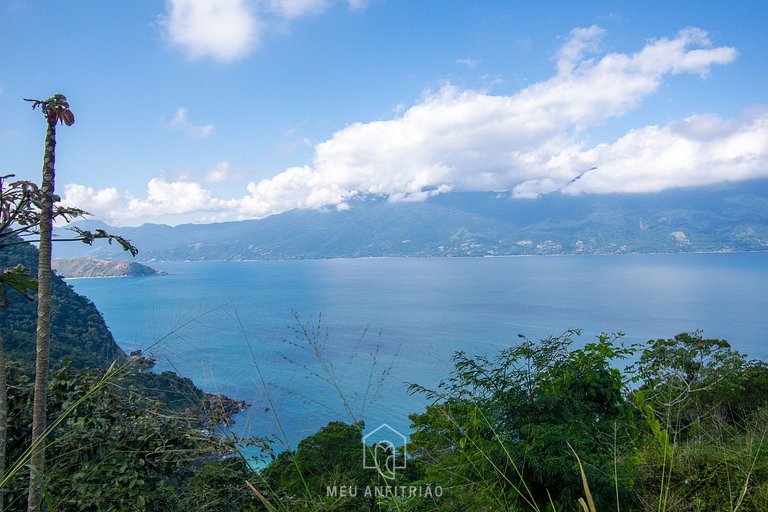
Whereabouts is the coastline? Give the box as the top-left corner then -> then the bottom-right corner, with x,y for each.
61,274 -> 166,281
136,248 -> 767,264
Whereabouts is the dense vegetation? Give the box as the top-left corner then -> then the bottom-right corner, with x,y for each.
254,331 -> 768,511
2,294 -> 766,510
1,357 -> 264,511
0,240 -> 124,369
0,240 -> 255,511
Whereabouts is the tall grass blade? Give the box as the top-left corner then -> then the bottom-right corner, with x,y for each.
569,442 -> 597,512
732,424 -> 766,512
246,480 -> 278,512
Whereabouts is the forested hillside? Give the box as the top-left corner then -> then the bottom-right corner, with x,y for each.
0,240 -> 124,368
0,240 -> 255,510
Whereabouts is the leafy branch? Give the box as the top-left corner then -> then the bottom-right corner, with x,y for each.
0,173 -> 137,305
24,94 -> 75,126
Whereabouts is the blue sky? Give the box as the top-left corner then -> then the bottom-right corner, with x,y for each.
1,0 -> 766,226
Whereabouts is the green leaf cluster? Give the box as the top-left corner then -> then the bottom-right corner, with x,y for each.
261,421 -> 378,510
407,330 -> 639,510
1,358 -> 267,511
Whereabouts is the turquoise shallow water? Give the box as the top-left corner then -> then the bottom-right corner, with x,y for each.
67,253 -> 768,454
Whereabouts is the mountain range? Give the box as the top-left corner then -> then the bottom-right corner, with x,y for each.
52,179 -> 768,261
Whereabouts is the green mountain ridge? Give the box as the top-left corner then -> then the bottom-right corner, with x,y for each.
54,179 -> 768,261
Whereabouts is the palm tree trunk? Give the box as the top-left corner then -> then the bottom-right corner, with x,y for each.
27,119 -> 56,512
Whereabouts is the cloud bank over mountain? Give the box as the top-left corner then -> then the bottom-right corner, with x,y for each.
62,27 -> 768,226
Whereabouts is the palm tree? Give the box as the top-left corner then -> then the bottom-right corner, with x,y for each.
24,94 -> 74,511
0,167 -> 136,511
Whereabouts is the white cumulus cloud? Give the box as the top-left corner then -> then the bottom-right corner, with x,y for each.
61,179 -> 238,226
70,27 -> 768,226
559,110 -> 768,196
60,185 -> 122,212
161,0 -> 370,62
556,25 -> 605,75
162,0 -> 261,62
237,27 -> 743,214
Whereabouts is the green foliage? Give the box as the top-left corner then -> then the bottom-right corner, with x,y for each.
0,240 -> 125,369
0,264 -> 37,306
1,359 -> 34,509
1,358 -> 265,511
186,458 -> 264,512
261,421 -> 380,510
400,331 -> 768,511
67,226 -> 138,257
408,330 -> 639,510
25,94 -> 75,127
629,332 -> 768,511
633,410 -> 768,511
406,400 -> 516,511
632,332 -> 768,429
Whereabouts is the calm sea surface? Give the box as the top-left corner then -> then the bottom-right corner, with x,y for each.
67,253 -> 768,453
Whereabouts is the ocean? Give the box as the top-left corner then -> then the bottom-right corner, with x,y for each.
67,253 -> 768,457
